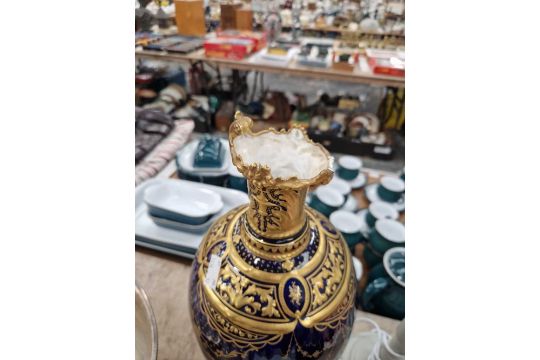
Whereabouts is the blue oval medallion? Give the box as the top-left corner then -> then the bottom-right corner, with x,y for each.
283,278 -> 306,316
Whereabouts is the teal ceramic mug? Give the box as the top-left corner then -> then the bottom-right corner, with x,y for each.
309,187 -> 344,217
337,155 -> 363,180
369,219 -> 405,255
376,176 -> 405,203
362,247 -> 405,320
330,210 -> 363,249
365,201 -> 399,228
363,242 -> 384,268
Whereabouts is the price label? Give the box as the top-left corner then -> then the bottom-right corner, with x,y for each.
204,254 -> 222,290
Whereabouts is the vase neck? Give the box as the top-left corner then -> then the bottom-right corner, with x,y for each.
245,181 -> 308,243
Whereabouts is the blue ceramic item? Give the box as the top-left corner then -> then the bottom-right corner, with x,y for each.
193,135 -> 224,168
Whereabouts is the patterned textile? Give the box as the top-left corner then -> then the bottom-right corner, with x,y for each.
135,119 -> 194,186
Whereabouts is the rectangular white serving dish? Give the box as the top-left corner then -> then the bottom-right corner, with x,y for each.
135,178 -> 249,259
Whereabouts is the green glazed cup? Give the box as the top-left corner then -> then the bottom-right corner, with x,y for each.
337,155 -> 363,181
376,176 -> 405,203
363,242 -> 384,268
369,219 -> 405,255
309,187 -> 344,217
362,247 -> 405,320
330,210 -> 363,250
365,201 -> 399,228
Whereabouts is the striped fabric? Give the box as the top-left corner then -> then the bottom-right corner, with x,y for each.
135,119 -> 194,186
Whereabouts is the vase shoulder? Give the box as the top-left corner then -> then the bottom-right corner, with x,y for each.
189,205 -> 356,359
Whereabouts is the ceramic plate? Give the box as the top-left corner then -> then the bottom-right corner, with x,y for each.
341,194 -> 358,212
135,283 -> 157,360
144,181 -> 224,222
326,176 -> 351,196
135,179 -> 249,258
364,183 -> 405,212
177,138 -> 232,176
355,209 -> 371,238
347,173 -> 367,189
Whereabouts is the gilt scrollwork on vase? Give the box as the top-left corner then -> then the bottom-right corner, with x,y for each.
189,113 -> 355,359
189,206 -> 356,359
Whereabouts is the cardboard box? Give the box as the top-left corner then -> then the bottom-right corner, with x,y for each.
220,3 -> 242,30
175,0 -> 206,36
366,49 -> 405,77
203,38 -> 254,60
216,30 -> 267,52
235,8 -> 253,31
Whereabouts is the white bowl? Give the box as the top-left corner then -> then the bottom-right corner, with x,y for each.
144,181 -> 223,224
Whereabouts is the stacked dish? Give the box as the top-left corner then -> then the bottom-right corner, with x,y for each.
145,181 -> 224,232
135,179 -> 249,258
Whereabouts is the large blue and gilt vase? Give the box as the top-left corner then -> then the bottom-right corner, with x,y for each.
189,113 -> 356,359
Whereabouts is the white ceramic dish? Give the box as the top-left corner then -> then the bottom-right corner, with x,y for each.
135,179 -> 249,258
145,181 -> 223,223
177,138 -> 232,176
330,210 -> 363,234
352,256 -> 363,281
315,187 -> 345,207
341,194 -> 358,212
364,183 -> 405,212
375,219 -> 405,243
347,172 -> 367,189
355,209 -> 371,238
326,176 -> 352,196
369,202 -> 399,222
149,213 -> 216,233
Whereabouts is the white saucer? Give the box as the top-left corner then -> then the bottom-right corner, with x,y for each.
347,172 -> 367,189
364,183 -> 405,212
355,209 -> 371,238
341,194 -> 358,212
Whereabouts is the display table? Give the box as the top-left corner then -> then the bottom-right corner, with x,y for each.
135,48 -> 405,88
135,167 -> 403,359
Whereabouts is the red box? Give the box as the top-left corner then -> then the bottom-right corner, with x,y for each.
366,49 -> 405,77
216,30 -> 267,52
203,38 -> 254,60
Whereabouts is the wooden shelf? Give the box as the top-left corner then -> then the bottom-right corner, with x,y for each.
135,49 -> 405,88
